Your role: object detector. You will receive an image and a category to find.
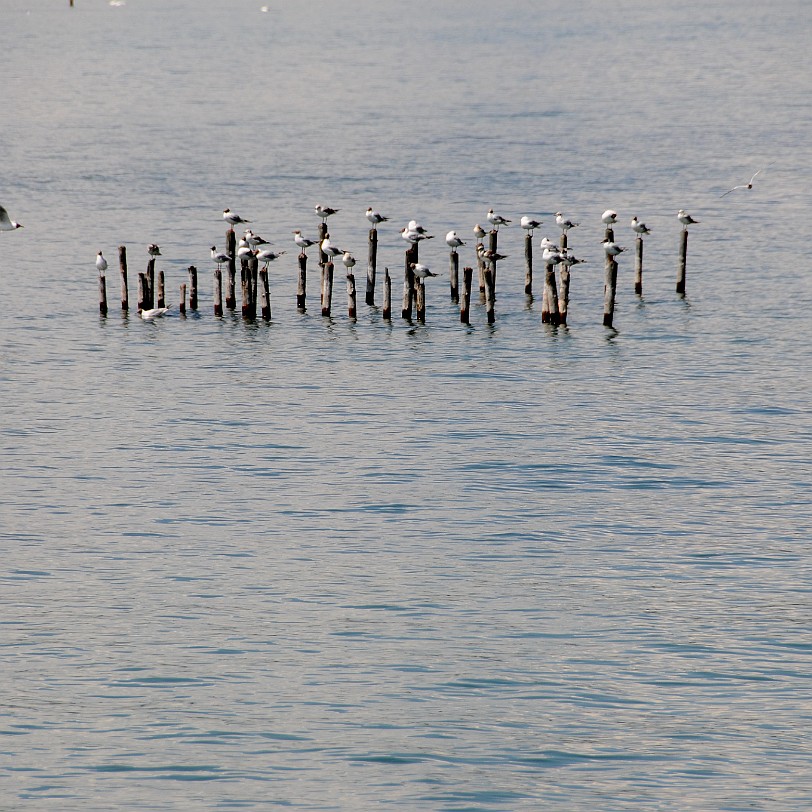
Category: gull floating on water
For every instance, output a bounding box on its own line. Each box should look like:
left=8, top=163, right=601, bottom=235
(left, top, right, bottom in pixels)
left=445, top=230, right=465, bottom=251
left=365, top=208, right=388, bottom=227
left=555, top=212, right=579, bottom=232
left=0, top=205, right=23, bottom=231
left=520, top=216, right=543, bottom=234
left=140, top=306, right=170, bottom=320
left=148, top=243, right=161, bottom=259
left=720, top=162, right=776, bottom=198
left=210, top=246, right=231, bottom=269
left=677, top=209, right=700, bottom=229
left=630, top=216, right=651, bottom=236
left=411, top=263, right=437, bottom=279
left=315, top=204, right=339, bottom=222
left=292, top=230, right=317, bottom=251
left=487, top=209, right=511, bottom=229
left=602, top=239, right=626, bottom=256
left=256, top=248, right=285, bottom=268
left=223, top=208, right=250, bottom=228
left=96, top=251, right=108, bottom=273
left=601, top=209, right=618, bottom=226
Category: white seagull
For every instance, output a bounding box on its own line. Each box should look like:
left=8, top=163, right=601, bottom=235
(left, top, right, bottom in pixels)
left=482, top=249, right=508, bottom=265
left=401, top=227, right=434, bottom=243
left=677, top=209, right=700, bottom=229
left=96, top=251, right=108, bottom=273
left=445, top=230, right=465, bottom=251
left=487, top=209, right=511, bottom=229
left=244, top=229, right=270, bottom=248
left=314, top=204, right=339, bottom=221
left=223, top=208, right=250, bottom=228
left=541, top=247, right=562, bottom=265
left=602, top=239, right=626, bottom=256
left=407, top=219, right=429, bottom=234
left=140, top=306, right=171, bottom=320
left=237, top=239, right=255, bottom=261
left=342, top=251, right=357, bottom=274
left=720, top=162, right=775, bottom=198
left=292, top=230, right=317, bottom=251
left=256, top=248, right=286, bottom=268
left=520, top=216, right=543, bottom=234
left=473, top=223, right=487, bottom=242
left=411, top=263, right=438, bottom=279
left=630, top=216, right=651, bottom=236
left=539, top=236, right=559, bottom=251
left=0, top=205, right=23, bottom=231
left=560, top=248, right=586, bottom=266
left=320, top=238, right=345, bottom=260
left=601, top=209, right=618, bottom=226
left=210, top=246, right=231, bottom=269
left=555, top=212, right=579, bottom=232
left=365, top=207, right=388, bottom=226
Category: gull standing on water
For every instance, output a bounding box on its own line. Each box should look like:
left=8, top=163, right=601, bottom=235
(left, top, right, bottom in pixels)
left=0, top=205, right=23, bottom=231
left=520, top=216, right=543, bottom=234
left=315, top=204, right=339, bottom=222
left=720, top=162, right=775, bottom=198
left=223, top=208, right=250, bottom=228
left=630, top=216, right=651, bottom=236
left=555, top=212, right=579, bottom=232
left=486, top=209, right=511, bottom=229
left=445, top=230, right=465, bottom=252
left=365, top=208, right=388, bottom=227
left=96, top=251, right=108, bottom=273
left=677, top=210, right=700, bottom=229
left=140, top=306, right=171, bottom=320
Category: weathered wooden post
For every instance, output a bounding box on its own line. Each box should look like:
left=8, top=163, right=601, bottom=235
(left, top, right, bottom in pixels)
left=415, top=278, right=426, bottom=323
left=676, top=230, right=688, bottom=295
left=488, top=230, right=499, bottom=292
left=460, top=266, right=473, bottom=325
left=449, top=250, right=459, bottom=303
left=347, top=273, right=357, bottom=320
left=188, top=265, right=198, bottom=310
left=544, top=262, right=560, bottom=325
left=249, top=254, right=258, bottom=319
left=240, top=258, right=250, bottom=318
left=558, top=265, right=570, bottom=325
left=366, top=228, right=377, bottom=306
left=382, top=268, right=392, bottom=320
left=259, top=267, right=271, bottom=321
left=213, top=269, right=223, bottom=316
left=634, top=237, right=644, bottom=295
left=118, top=245, right=129, bottom=312
left=484, top=267, right=495, bottom=324
left=137, top=272, right=147, bottom=313
left=157, top=270, right=165, bottom=308
left=297, top=252, right=307, bottom=310
left=225, top=229, right=237, bottom=309
left=524, top=233, right=533, bottom=295
left=322, top=261, right=334, bottom=317
left=318, top=222, right=328, bottom=267
left=401, top=244, right=417, bottom=319
left=146, top=258, right=155, bottom=310
left=179, top=283, right=187, bottom=316
left=476, top=242, right=486, bottom=292
left=99, top=271, right=108, bottom=316
left=603, top=255, right=618, bottom=328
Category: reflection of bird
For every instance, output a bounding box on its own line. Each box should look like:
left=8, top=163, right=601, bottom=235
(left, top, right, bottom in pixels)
left=315, top=204, right=339, bottom=222
left=365, top=208, right=388, bottom=226
left=0, top=205, right=23, bottom=231
left=445, top=230, right=465, bottom=252
left=292, top=230, right=317, bottom=251
left=96, top=251, right=108, bottom=273
left=411, top=263, right=437, bottom=279
left=602, top=239, right=626, bottom=256
left=677, top=209, right=700, bottom=229
left=223, top=208, right=250, bottom=228
left=630, top=216, right=651, bottom=236
left=720, top=162, right=775, bottom=198
left=520, top=216, right=543, bottom=234
left=210, top=246, right=231, bottom=269
left=487, top=209, right=511, bottom=228
left=555, top=212, right=579, bottom=232
left=256, top=248, right=286, bottom=268
left=601, top=209, right=618, bottom=226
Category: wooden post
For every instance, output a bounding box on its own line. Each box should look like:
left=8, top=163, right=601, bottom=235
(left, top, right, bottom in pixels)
left=634, top=237, right=643, bottom=295
left=179, top=283, right=187, bottom=316
left=604, top=226, right=614, bottom=243
left=415, top=278, right=426, bottom=322
left=137, top=272, right=147, bottom=312
left=146, top=258, right=155, bottom=309
left=544, top=263, right=560, bottom=325
left=401, top=244, right=417, bottom=319
left=449, top=251, right=459, bottom=303
left=366, top=228, right=377, bottom=305
left=318, top=222, right=328, bottom=268
left=259, top=268, right=271, bottom=321
left=460, top=266, right=473, bottom=325
left=249, top=254, right=258, bottom=319
left=558, top=266, right=570, bottom=325
left=157, top=270, right=165, bottom=308
left=99, top=273, right=108, bottom=316
left=240, top=258, right=250, bottom=318
left=347, top=273, right=357, bottom=320
left=603, top=255, right=618, bottom=328
left=213, top=269, right=223, bottom=316
left=382, top=268, right=392, bottom=320
left=560, top=232, right=568, bottom=251
left=484, top=267, right=495, bottom=324
left=677, top=230, right=688, bottom=295
left=322, top=261, right=334, bottom=317
left=524, top=233, right=533, bottom=295
left=225, top=229, right=236, bottom=309
left=188, top=265, right=198, bottom=310
left=297, top=252, right=307, bottom=310
left=118, top=245, right=129, bottom=312
left=476, top=242, right=486, bottom=292
left=488, top=230, right=498, bottom=292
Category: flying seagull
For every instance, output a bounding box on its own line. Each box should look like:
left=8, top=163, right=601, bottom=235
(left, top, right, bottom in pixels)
left=720, top=162, right=776, bottom=198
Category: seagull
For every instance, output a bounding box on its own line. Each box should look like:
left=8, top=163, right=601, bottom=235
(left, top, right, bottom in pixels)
left=256, top=248, right=286, bottom=268
left=96, top=251, right=108, bottom=273
left=520, top=216, right=543, bottom=234
left=445, top=230, right=465, bottom=251
left=320, top=238, right=345, bottom=260
left=487, top=209, right=511, bottom=229
left=148, top=243, right=161, bottom=259
left=244, top=229, right=270, bottom=248
left=555, top=212, right=579, bottom=232
left=630, top=216, right=651, bottom=236
left=401, top=227, right=433, bottom=243
left=223, top=208, right=250, bottom=228
left=473, top=223, right=487, bottom=242
left=411, top=263, right=438, bottom=279
left=677, top=209, right=700, bottom=229
left=560, top=248, right=586, bottom=266
left=541, top=247, right=563, bottom=265
left=365, top=207, right=388, bottom=226
left=140, top=306, right=171, bottom=320
left=342, top=251, right=357, bottom=274
left=601, top=209, right=618, bottom=226
left=314, top=204, right=339, bottom=221
left=602, top=239, right=626, bottom=256
left=0, top=205, right=23, bottom=231
left=720, top=162, right=775, bottom=198
left=483, top=249, right=508, bottom=264
left=210, top=246, right=231, bottom=269
left=539, top=236, right=558, bottom=251
left=292, top=230, right=317, bottom=251
left=237, top=239, right=255, bottom=261
left=407, top=219, right=429, bottom=234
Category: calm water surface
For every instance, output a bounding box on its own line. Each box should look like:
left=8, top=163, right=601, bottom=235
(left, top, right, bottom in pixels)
left=1, top=1, right=811, bottom=809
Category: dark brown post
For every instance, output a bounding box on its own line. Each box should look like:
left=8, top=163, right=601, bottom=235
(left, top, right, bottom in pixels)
left=213, top=269, right=223, bottom=316
left=347, top=273, right=357, bottom=320
left=146, top=258, right=155, bottom=309
left=382, top=268, right=392, bottom=320
left=188, top=265, right=198, bottom=310
left=488, top=230, right=498, bottom=292
left=484, top=267, right=495, bottom=324
left=558, top=266, right=570, bottom=325
left=415, top=278, right=426, bottom=322
left=524, top=233, right=533, bottom=295
left=137, top=272, right=147, bottom=312
left=603, top=256, right=618, bottom=328
left=259, top=268, right=271, bottom=321
left=318, top=222, right=328, bottom=267
left=179, top=283, right=187, bottom=316
left=322, top=261, right=334, bottom=317
left=297, top=252, right=307, bottom=310
left=460, top=266, right=473, bottom=325
left=99, top=272, right=108, bottom=316
left=225, top=229, right=236, bottom=309
left=366, top=228, right=377, bottom=305
left=118, top=245, right=129, bottom=311
left=240, top=258, right=250, bottom=318
left=401, top=244, right=417, bottom=319
left=476, top=242, right=486, bottom=292
left=677, top=230, right=688, bottom=295
left=544, top=263, right=560, bottom=325
left=157, top=270, right=165, bottom=308
left=634, top=237, right=644, bottom=295
left=449, top=250, right=459, bottom=303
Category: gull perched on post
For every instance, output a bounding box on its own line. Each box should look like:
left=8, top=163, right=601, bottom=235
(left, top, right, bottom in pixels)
left=210, top=246, right=231, bottom=270
left=630, top=216, right=651, bottom=236
left=487, top=209, right=511, bottom=229
left=292, top=230, right=317, bottom=252
left=520, top=216, right=543, bottom=235
left=677, top=210, right=700, bottom=230
left=601, top=209, right=618, bottom=227
left=555, top=212, right=579, bottom=232
left=96, top=251, right=108, bottom=274
left=315, top=204, right=339, bottom=222
left=223, top=208, right=250, bottom=228
left=365, top=207, right=388, bottom=227
left=445, top=230, right=465, bottom=252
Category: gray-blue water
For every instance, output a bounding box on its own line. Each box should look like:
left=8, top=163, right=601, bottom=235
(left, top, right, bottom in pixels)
left=2, top=0, right=811, bottom=809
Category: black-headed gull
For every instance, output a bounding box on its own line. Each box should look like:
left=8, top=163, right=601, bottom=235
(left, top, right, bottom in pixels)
left=520, top=216, right=543, bottom=233
left=677, top=210, right=700, bottom=229
left=473, top=224, right=487, bottom=242
left=602, top=239, right=626, bottom=256
left=223, top=208, right=250, bottom=228
left=320, top=238, right=345, bottom=260
left=210, top=246, right=231, bottom=269
left=244, top=229, right=270, bottom=248
left=555, top=212, right=579, bottom=232
left=0, top=205, right=23, bottom=231
left=140, top=306, right=171, bottom=320
left=148, top=243, right=161, bottom=259
left=292, top=230, right=317, bottom=251
left=630, top=216, right=651, bottom=236
left=541, top=247, right=562, bottom=265
left=601, top=209, right=618, bottom=226
left=342, top=251, right=357, bottom=274
left=96, top=251, right=108, bottom=273
left=315, top=204, right=339, bottom=221
left=411, top=263, right=437, bottom=279
left=720, top=162, right=775, bottom=198
left=365, top=207, right=388, bottom=226
left=445, top=230, right=465, bottom=251
left=256, top=248, right=285, bottom=268
left=407, top=219, right=429, bottom=235
left=487, top=209, right=511, bottom=228
left=401, top=227, right=433, bottom=243
left=236, top=240, right=255, bottom=261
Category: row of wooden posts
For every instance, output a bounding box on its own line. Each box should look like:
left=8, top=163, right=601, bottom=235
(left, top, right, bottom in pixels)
left=98, top=221, right=693, bottom=329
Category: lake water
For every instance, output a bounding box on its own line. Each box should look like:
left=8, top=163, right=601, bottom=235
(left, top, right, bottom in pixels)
left=2, top=0, right=811, bottom=809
